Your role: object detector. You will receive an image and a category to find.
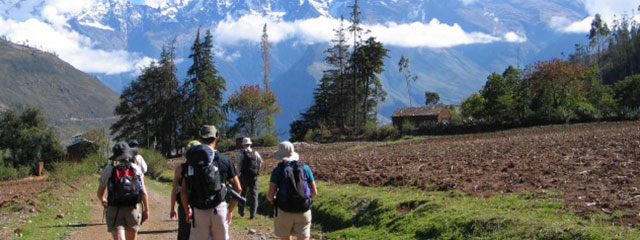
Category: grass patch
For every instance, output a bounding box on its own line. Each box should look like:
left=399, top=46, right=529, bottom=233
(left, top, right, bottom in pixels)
left=6, top=179, right=96, bottom=239
left=250, top=176, right=639, bottom=239
left=51, top=153, right=106, bottom=183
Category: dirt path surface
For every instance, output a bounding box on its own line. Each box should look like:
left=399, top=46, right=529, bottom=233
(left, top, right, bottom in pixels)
left=0, top=176, right=51, bottom=207
left=66, top=182, right=177, bottom=240
left=65, top=179, right=259, bottom=240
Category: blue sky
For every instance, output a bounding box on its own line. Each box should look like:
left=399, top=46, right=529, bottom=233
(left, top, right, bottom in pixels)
left=131, top=0, right=144, bottom=5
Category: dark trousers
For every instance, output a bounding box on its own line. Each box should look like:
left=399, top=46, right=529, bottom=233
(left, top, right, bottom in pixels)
left=238, top=175, right=259, bottom=217
left=177, top=199, right=190, bottom=240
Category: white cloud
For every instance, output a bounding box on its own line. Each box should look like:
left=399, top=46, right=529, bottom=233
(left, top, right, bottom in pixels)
left=551, top=0, right=640, bottom=33
left=0, top=0, right=152, bottom=75
left=459, top=0, right=480, bottom=6
left=213, top=14, right=526, bottom=48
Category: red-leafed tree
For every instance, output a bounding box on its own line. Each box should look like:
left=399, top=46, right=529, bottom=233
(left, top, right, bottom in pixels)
left=226, top=85, right=280, bottom=137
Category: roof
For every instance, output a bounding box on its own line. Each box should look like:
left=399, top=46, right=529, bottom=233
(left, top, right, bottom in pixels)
left=392, top=106, right=449, bottom=118
left=65, top=138, right=95, bottom=148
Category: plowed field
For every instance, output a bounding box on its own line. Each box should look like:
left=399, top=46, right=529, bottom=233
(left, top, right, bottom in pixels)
left=259, top=121, right=640, bottom=225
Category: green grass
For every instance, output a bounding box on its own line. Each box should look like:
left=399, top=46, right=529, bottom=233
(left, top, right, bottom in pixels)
left=249, top=176, right=640, bottom=240
left=8, top=179, right=96, bottom=239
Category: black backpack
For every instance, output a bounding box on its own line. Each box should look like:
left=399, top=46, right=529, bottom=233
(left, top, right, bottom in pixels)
left=275, top=161, right=312, bottom=213
left=107, top=162, right=142, bottom=207
left=240, top=150, right=259, bottom=177
left=185, top=146, right=226, bottom=209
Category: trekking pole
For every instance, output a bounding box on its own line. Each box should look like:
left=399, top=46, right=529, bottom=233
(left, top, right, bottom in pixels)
left=226, top=184, right=246, bottom=205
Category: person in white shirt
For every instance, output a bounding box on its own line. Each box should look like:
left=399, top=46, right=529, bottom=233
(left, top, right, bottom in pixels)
left=235, top=137, right=263, bottom=219
left=128, top=140, right=148, bottom=174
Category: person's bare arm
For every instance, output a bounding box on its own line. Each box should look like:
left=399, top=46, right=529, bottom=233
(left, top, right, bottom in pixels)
left=309, top=181, right=318, bottom=198
left=170, top=166, right=181, bottom=220
left=267, top=182, right=277, bottom=204
left=140, top=177, right=149, bottom=223
left=227, top=176, right=242, bottom=224
left=97, top=185, right=107, bottom=207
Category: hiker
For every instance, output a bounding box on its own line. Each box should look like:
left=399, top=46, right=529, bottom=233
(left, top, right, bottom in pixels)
left=128, top=140, right=148, bottom=174
left=97, top=141, right=150, bottom=240
left=235, top=137, right=263, bottom=219
left=267, top=141, right=318, bottom=240
left=170, top=140, right=201, bottom=240
left=180, top=125, right=242, bottom=240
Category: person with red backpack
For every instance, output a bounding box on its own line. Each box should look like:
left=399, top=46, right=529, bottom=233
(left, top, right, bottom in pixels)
left=97, top=141, right=149, bottom=240
left=180, top=125, right=242, bottom=240
left=267, top=141, right=318, bottom=240
left=235, top=137, right=263, bottom=219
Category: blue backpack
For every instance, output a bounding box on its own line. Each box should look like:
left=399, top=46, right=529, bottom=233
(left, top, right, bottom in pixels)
left=275, top=161, right=312, bottom=213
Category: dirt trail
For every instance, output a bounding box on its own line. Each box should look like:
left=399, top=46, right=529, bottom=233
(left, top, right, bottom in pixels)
left=66, top=182, right=177, bottom=240
left=66, top=179, right=255, bottom=240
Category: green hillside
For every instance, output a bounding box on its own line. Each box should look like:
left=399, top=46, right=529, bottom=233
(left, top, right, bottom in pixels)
left=0, top=39, right=119, bottom=140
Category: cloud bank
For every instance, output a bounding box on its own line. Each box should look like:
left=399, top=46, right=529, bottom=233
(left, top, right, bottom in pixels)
left=0, top=0, right=152, bottom=75
left=552, top=0, right=640, bottom=33
left=213, top=14, right=527, bottom=48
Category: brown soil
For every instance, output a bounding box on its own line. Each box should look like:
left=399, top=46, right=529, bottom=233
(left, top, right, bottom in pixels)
left=0, top=177, right=51, bottom=207
left=259, top=121, right=640, bottom=226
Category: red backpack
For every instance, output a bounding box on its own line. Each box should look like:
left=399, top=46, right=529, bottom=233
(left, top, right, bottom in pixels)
left=107, top=162, right=142, bottom=207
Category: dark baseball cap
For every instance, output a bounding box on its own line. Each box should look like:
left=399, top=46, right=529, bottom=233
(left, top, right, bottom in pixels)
left=128, top=140, right=140, bottom=148
left=199, top=125, right=219, bottom=139
left=110, top=141, right=134, bottom=161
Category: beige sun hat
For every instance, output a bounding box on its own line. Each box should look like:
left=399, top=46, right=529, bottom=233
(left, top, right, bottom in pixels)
left=273, top=141, right=299, bottom=161
left=242, top=137, right=252, bottom=145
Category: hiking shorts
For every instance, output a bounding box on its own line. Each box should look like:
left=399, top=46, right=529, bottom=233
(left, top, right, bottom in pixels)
left=105, top=204, right=142, bottom=232
left=274, top=208, right=311, bottom=238
left=190, top=202, right=229, bottom=240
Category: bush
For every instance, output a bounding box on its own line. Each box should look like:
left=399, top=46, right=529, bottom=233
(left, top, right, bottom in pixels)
left=216, top=138, right=237, bottom=152
left=303, top=129, right=314, bottom=142
left=399, top=121, right=416, bottom=135
left=51, top=153, right=106, bottom=183
left=139, top=148, right=167, bottom=178
left=259, top=133, right=279, bottom=147
left=0, top=165, right=18, bottom=181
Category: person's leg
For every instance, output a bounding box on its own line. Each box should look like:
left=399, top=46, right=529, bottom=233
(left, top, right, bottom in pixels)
left=177, top=205, right=190, bottom=240
left=291, top=210, right=311, bottom=240
left=295, top=236, right=309, bottom=240
left=280, top=236, right=292, bottom=240
left=274, top=208, right=295, bottom=239
left=238, top=176, right=248, bottom=216
left=189, top=208, right=211, bottom=240
left=124, top=229, right=137, bottom=240
left=248, top=178, right=259, bottom=218
left=210, top=202, right=229, bottom=240
left=111, top=230, right=125, bottom=240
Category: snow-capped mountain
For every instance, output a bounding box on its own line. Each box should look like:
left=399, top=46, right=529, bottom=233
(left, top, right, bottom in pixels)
left=1, top=0, right=605, bottom=136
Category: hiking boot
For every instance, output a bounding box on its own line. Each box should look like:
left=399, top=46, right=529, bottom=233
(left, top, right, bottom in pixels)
left=249, top=215, right=255, bottom=219
left=239, top=211, right=244, bottom=217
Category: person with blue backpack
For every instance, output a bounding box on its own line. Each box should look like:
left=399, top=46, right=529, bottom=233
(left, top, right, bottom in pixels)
left=267, top=141, right=318, bottom=240
left=97, top=141, right=149, bottom=240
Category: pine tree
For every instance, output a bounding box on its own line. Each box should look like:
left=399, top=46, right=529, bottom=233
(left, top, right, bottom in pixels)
left=261, top=24, right=277, bottom=134
left=182, top=29, right=227, bottom=140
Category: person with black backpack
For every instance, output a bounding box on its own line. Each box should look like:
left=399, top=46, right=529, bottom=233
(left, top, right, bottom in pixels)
left=97, top=141, right=150, bottom=240
left=267, top=141, right=318, bottom=240
left=180, top=125, right=242, bottom=240
left=235, top=137, right=263, bottom=219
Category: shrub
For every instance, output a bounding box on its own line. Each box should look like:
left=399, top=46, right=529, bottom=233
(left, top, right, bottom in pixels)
left=217, top=138, right=237, bottom=152
left=303, top=129, right=314, bottom=142
left=139, top=148, right=167, bottom=178
left=400, top=121, right=416, bottom=135
left=259, top=133, right=279, bottom=147
left=51, top=153, right=106, bottom=183
left=0, top=165, right=18, bottom=181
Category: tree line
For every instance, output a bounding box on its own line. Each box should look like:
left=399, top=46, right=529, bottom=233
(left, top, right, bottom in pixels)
left=111, top=29, right=279, bottom=156
left=290, top=0, right=390, bottom=141
left=460, top=12, right=640, bottom=127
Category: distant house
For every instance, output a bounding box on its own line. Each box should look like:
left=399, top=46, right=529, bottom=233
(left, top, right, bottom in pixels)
left=392, top=105, right=451, bottom=127
left=65, top=135, right=98, bottom=162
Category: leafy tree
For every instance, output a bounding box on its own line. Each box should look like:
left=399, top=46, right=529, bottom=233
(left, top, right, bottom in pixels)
left=589, top=14, right=610, bottom=72
left=461, top=93, right=486, bottom=119
left=399, top=56, right=418, bottom=106
left=424, top=91, right=440, bottom=106
left=182, top=29, right=227, bottom=141
left=0, top=108, right=63, bottom=168
left=226, top=85, right=281, bottom=137
left=261, top=24, right=278, bottom=134
left=614, top=74, right=640, bottom=115
left=348, top=37, right=388, bottom=127
left=111, top=42, right=180, bottom=156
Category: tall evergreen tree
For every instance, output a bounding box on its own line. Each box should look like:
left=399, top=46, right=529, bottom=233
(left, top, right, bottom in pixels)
left=348, top=37, right=388, bottom=126
left=182, top=29, right=227, bottom=140
left=348, top=0, right=364, bottom=129
left=261, top=24, right=277, bottom=134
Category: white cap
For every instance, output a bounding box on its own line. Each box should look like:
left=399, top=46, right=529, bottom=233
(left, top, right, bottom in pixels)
left=242, top=137, right=252, bottom=145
